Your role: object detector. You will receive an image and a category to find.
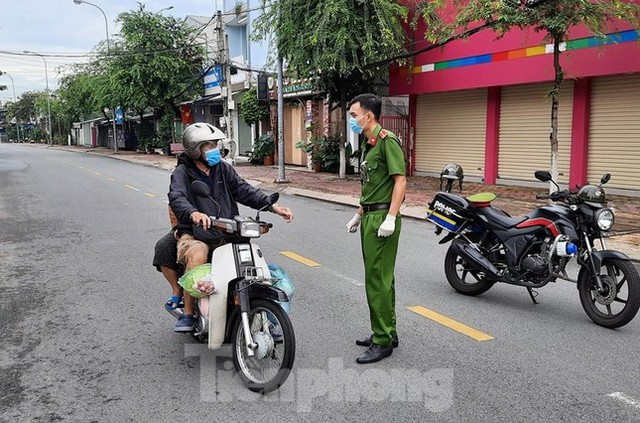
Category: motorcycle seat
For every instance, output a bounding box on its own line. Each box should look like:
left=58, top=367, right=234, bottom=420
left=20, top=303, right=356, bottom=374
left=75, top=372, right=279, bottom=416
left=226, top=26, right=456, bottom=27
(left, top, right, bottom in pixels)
left=478, top=206, right=527, bottom=229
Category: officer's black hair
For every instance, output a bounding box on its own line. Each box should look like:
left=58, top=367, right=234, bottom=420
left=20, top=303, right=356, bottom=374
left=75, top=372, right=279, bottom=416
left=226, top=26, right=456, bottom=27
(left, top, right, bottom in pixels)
left=348, top=93, right=382, bottom=121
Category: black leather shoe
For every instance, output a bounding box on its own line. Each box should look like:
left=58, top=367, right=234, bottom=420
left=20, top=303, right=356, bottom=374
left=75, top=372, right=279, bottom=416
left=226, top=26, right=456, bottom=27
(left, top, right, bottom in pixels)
left=356, top=334, right=399, bottom=348
left=356, top=344, right=393, bottom=364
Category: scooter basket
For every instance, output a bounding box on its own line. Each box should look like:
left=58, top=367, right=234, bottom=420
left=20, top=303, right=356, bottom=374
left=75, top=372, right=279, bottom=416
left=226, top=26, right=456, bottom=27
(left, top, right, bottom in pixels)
left=426, top=192, right=474, bottom=233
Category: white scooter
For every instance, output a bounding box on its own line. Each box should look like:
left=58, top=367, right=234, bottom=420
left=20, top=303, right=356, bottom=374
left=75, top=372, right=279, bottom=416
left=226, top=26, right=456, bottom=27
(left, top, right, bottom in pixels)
left=167, top=181, right=295, bottom=393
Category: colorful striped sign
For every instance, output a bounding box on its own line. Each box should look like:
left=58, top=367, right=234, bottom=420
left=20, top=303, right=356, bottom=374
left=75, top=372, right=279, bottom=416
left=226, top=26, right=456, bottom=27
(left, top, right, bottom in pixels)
left=412, top=30, right=639, bottom=75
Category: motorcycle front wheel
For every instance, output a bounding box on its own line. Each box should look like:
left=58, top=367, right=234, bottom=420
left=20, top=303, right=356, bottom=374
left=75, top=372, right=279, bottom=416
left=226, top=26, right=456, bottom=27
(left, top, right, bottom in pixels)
left=578, top=258, right=640, bottom=328
left=232, top=299, right=295, bottom=393
left=444, top=242, right=495, bottom=296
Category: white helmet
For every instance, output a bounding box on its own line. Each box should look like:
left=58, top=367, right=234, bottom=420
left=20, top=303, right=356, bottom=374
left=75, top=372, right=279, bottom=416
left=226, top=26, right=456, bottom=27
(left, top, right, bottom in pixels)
left=182, top=123, right=226, bottom=160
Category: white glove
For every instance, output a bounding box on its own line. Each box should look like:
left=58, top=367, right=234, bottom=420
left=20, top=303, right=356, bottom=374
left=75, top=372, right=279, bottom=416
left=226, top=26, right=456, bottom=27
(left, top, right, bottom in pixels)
left=346, top=213, right=361, bottom=233
left=377, top=214, right=396, bottom=237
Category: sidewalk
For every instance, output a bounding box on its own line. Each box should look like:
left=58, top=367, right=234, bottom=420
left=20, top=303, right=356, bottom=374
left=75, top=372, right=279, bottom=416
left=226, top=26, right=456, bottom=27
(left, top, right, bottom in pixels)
left=47, top=145, right=640, bottom=259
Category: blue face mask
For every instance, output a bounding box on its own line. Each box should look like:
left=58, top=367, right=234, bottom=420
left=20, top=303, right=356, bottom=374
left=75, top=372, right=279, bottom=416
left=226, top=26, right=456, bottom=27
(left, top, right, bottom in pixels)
left=349, top=115, right=365, bottom=134
left=204, top=148, right=221, bottom=166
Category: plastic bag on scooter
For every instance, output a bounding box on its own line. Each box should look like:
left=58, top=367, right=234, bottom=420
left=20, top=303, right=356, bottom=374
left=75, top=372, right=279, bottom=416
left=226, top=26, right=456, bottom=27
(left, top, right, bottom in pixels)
left=178, top=263, right=217, bottom=299
left=268, top=263, right=294, bottom=314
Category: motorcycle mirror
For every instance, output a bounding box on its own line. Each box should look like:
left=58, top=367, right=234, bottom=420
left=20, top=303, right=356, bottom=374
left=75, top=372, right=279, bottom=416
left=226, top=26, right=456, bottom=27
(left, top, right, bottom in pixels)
left=255, top=192, right=280, bottom=221
left=600, top=173, right=611, bottom=185
left=191, top=180, right=221, bottom=218
left=191, top=180, right=211, bottom=197
left=534, top=170, right=552, bottom=182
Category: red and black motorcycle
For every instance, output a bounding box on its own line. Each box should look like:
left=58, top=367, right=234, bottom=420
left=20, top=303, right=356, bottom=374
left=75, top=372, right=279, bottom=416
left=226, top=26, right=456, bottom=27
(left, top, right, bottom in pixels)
left=426, top=170, right=640, bottom=328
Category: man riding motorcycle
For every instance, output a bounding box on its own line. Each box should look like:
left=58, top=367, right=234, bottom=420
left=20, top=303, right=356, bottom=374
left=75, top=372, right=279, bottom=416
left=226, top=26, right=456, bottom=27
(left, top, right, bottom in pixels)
left=168, top=123, right=293, bottom=332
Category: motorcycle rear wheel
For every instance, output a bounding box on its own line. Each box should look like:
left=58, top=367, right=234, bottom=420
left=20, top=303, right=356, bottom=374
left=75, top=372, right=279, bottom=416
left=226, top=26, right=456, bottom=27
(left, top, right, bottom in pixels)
left=444, top=242, right=494, bottom=296
left=232, top=299, right=295, bottom=393
left=578, top=258, right=640, bottom=328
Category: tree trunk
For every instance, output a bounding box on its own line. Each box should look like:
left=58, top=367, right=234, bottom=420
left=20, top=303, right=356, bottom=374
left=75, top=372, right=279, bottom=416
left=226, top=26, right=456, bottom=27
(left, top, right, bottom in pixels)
left=549, top=34, right=563, bottom=193
left=339, top=90, right=346, bottom=179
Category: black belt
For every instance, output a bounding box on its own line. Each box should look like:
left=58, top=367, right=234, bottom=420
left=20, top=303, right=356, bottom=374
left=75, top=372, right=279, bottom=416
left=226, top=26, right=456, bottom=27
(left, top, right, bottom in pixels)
left=361, top=203, right=390, bottom=213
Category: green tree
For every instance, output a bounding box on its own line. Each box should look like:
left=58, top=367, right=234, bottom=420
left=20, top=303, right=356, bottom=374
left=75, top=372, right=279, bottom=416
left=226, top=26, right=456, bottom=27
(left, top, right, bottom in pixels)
left=239, top=86, right=270, bottom=126
left=54, top=4, right=205, bottom=149
left=253, top=0, right=410, bottom=178
left=418, top=0, right=640, bottom=188
left=105, top=4, right=205, bottom=148
left=6, top=91, right=41, bottom=126
left=58, top=70, right=104, bottom=123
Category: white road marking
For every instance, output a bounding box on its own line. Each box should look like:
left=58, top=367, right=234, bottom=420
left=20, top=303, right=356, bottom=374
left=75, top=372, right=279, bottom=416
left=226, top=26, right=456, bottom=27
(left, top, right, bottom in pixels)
left=608, top=392, right=640, bottom=409
left=325, top=268, right=364, bottom=287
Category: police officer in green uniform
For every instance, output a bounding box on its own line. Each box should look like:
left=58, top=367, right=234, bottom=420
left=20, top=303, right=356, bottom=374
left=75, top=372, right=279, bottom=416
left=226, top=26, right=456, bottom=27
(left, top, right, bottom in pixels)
left=346, top=93, right=407, bottom=364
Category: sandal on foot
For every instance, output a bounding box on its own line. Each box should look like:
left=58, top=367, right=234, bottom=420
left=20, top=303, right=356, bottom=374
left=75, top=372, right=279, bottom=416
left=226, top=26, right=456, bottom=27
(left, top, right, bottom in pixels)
left=165, top=295, right=183, bottom=311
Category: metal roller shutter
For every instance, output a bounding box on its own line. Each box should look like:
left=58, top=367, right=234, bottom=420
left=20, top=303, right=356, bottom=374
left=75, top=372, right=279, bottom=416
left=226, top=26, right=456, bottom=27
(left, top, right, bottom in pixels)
left=415, top=89, right=487, bottom=177
left=588, top=74, right=640, bottom=191
left=499, top=82, right=574, bottom=183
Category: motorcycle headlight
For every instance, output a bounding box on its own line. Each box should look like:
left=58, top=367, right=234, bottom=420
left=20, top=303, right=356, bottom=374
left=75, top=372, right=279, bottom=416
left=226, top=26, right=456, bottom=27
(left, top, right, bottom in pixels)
left=239, top=221, right=261, bottom=238
left=595, top=208, right=615, bottom=231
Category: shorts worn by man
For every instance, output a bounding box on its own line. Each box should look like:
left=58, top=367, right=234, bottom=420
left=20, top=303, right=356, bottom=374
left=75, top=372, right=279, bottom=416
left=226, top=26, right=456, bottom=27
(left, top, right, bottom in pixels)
left=346, top=93, right=407, bottom=364
left=169, top=123, right=293, bottom=332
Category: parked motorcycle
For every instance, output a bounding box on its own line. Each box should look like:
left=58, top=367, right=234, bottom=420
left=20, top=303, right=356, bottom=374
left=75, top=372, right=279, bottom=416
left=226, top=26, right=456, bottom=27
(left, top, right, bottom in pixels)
left=426, top=170, right=640, bottom=328
left=167, top=180, right=296, bottom=393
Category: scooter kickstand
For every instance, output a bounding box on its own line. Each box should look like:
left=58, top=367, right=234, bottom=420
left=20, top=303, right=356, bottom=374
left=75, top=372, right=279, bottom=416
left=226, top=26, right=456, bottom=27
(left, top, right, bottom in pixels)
left=526, top=287, right=539, bottom=304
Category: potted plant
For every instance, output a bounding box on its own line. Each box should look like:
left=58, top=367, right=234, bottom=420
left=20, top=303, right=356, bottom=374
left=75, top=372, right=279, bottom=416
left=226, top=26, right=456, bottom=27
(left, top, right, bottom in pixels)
left=316, top=134, right=341, bottom=173
left=248, top=134, right=275, bottom=165
left=296, top=139, right=322, bottom=171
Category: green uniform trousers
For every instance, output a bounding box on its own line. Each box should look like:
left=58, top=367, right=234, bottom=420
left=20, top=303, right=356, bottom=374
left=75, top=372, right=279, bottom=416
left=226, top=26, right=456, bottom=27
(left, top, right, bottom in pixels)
left=360, top=210, right=401, bottom=347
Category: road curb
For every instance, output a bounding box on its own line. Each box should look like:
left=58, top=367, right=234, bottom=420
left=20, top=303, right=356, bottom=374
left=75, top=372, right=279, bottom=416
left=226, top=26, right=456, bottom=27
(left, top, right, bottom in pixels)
left=34, top=144, right=640, bottom=260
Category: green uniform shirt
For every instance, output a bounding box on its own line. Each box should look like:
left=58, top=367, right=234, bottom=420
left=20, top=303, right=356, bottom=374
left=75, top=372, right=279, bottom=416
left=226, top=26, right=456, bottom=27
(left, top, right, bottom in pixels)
left=359, top=124, right=406, bottom=205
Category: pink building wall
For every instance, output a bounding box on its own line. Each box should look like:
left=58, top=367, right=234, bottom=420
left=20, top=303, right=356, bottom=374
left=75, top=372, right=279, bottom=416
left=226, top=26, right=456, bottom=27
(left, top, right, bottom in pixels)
left=391, top=20, right=640, bottom=95
left=393, top=17, right=640, bottom=185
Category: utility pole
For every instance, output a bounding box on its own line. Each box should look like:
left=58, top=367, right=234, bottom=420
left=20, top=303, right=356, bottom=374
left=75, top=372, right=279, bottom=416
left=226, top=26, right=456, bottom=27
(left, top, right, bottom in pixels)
left=217, top=10, right=233, bottom=144
left=275, top=4, right=287, bottom=183
left=224, top=32, right=234, bottom=144
left=276, top=55, right=286, bottom=182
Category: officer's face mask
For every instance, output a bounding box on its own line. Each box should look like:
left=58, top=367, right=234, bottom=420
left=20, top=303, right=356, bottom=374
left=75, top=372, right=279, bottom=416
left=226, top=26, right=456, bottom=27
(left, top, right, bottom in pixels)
left=204, top=147, right=222, bottom=166
left=349, top=114, right=367, bottom=135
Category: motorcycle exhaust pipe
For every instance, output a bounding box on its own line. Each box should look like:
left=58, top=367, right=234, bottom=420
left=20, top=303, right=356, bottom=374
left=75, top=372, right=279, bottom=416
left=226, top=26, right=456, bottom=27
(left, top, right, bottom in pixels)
left=452, top=239, right=502, bottom=279
left=452, top=239, right=552, bottom=289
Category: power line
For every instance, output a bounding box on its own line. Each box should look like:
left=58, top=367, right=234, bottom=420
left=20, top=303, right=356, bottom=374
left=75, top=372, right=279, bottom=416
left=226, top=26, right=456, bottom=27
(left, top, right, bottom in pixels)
left=364, top=20, right=500, bottom=69
left=0, top=42, right=208, bottom=60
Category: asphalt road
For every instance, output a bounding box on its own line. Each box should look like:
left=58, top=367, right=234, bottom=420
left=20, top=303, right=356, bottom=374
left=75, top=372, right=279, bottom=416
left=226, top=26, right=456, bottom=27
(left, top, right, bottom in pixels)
left=2, top=143, right=640, bottom=422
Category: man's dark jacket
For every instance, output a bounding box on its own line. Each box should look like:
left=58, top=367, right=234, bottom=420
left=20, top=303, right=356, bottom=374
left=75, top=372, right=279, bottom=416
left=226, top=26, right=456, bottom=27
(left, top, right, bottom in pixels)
left=168, top=155, right=271, bottom=242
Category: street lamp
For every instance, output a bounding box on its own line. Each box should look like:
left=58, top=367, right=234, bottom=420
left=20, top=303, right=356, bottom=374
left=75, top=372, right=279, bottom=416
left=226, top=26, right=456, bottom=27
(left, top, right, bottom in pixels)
left=1, top=72, right=21, bottom=143
left=73, top=0, right=118, bottom=152
left=23, top=50, right=52, bottom=145
left=73, top=0, right=110, bottom=51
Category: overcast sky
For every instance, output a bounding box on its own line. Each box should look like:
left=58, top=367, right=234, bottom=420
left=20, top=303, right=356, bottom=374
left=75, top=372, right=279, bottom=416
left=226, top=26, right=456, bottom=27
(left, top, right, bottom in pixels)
left=0, top=0, right=229, bottom=104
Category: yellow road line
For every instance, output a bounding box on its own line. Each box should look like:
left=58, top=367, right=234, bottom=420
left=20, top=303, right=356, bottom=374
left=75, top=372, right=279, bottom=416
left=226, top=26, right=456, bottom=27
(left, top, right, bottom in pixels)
left=407, top=306, right=494, bottom=342
left=93, top=171, right=102, bottom=176
left=279, top=251, right=320, bottom=267
left=144, top=193, right=157, bottom=198
left=123, top=184, right=140, bottom=192
left=107, top=177, right=116, bottom=181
